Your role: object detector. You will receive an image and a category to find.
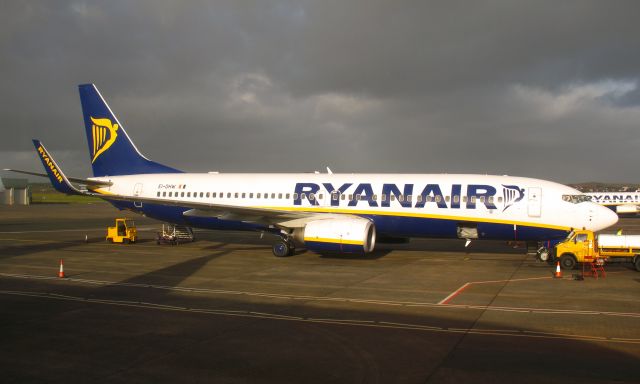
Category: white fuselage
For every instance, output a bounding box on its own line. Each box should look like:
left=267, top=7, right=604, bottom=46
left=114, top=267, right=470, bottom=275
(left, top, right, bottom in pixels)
left=92, top=173, right=618, bottom=241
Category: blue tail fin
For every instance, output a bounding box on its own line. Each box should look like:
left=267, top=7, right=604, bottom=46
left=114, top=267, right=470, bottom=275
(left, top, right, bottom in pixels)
left=78, top=84, right=182, bottom=176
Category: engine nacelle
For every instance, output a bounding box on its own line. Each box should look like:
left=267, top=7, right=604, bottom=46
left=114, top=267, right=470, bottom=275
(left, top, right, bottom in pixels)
left=616, top=204, right=639, bottom=214
left=297, top=217, right=376, bottom=254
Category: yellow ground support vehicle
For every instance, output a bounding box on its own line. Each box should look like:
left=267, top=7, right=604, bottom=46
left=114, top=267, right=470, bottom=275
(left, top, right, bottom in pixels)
left=106, top=218, right=137, bottom=244
left=554, top=229, right=640, bottom=271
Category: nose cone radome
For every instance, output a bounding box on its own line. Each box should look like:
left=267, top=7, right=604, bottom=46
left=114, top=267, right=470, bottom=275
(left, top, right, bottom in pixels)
left=590, top=205, right=619, bottom=231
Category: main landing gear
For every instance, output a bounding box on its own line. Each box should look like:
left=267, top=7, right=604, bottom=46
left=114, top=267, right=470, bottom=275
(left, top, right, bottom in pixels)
left=272, top=230, right=296, bottom=257
left=272, top=239, right=296, bottom=257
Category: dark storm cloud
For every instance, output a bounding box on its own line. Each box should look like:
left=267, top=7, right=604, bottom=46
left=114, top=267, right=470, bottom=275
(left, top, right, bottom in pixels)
left=1, top=1, right=640, bottom=182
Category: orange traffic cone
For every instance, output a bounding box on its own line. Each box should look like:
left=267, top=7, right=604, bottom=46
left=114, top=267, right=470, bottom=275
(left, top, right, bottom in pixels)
left=554, top=261, right=562, bottom=278
left=58, top=259, right=65, bottom=278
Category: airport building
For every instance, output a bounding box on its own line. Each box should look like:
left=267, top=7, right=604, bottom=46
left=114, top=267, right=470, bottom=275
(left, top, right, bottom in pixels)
left=1, top=178, right=31, bottom=205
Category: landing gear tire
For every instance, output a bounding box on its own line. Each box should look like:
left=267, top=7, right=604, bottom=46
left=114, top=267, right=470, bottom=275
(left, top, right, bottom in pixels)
left=273, top=241, right=291, bottom=257
left=537, top=248, right=550, bottom=262
left=559, top=253, right=577, bottom=270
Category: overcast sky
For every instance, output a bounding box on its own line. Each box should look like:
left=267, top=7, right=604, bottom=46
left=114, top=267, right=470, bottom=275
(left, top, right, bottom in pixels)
left=1, top=1, right=639, bottom=184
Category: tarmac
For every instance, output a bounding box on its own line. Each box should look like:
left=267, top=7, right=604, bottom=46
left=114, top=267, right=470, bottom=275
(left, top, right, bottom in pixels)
left=1, top=203, right=639, bottom=383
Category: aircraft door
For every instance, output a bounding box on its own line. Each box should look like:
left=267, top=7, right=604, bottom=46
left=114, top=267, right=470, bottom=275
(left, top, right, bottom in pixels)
left=527, top=187, right=541, bottom=217
left=133, top=183, right=143, bottom=208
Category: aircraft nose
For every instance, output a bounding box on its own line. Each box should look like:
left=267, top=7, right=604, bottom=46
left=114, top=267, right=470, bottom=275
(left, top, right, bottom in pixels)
left=590, top=204, right=618, bottom=231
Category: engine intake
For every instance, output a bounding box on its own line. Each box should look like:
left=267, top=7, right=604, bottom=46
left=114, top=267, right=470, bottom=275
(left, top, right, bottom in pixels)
left=616, top=204, right=639, bottom=214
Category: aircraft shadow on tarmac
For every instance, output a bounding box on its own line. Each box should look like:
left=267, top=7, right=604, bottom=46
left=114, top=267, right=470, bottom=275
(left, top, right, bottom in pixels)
left=4, top=258, right=638, bottom=384
left=1, top=233, right=639, bottom=383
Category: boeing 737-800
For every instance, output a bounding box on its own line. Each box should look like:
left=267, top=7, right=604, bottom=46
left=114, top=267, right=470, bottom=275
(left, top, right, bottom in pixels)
left=6, top=84, right=618, bottom=259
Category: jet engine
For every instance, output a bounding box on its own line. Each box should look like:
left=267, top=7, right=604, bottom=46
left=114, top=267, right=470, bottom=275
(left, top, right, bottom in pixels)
left=294, top=217, right=376, bottom=254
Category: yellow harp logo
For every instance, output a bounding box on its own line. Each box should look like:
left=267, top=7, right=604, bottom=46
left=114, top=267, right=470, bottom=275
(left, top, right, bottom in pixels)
left=91, top=117, right=118, bottom=163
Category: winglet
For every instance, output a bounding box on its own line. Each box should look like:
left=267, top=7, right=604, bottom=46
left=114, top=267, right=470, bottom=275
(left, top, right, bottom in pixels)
left=32, top=139, right=83, bottom=195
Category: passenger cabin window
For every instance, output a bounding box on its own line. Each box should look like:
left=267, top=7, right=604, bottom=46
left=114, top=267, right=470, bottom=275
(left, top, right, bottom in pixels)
left=157, top=192, right=160, bottom=197
left=278, top=193, right=282, bottom=199
left=242, top=193, right=246, bottom=198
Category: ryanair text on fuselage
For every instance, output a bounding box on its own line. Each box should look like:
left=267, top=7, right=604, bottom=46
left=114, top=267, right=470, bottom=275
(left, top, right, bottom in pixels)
left=293, top=182, right=524, bottom=210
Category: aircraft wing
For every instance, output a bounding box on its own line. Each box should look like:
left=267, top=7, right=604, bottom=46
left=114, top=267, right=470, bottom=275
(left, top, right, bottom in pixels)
left=92, top=190, right=337, bottom=227
left=15, top=139, right=347, bottom=229
left=3, top=168, right=113, bottom=188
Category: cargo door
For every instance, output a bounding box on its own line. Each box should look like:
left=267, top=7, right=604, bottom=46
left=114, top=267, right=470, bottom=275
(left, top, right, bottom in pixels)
left=133, top=183, right=143, bottom=208
left=527, top=187, right=541, bottom=217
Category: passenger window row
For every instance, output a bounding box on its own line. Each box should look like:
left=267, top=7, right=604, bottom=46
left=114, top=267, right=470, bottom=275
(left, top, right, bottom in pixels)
left=154, top=190, right=504, bottom=204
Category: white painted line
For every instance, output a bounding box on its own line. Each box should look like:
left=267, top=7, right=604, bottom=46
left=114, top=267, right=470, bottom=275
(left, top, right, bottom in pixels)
left=2, top=272, right=639, bottom=319
left=2, top=289, right=639, bottom=345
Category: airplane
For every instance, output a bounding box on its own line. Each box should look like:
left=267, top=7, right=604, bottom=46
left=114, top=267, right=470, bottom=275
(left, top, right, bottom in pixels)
left=584, top=191, right=640, bottom=215
left=6, top=84, right=618, bottom=260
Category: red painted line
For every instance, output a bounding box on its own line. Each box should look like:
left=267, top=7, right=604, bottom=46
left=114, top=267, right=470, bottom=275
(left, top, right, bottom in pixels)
left=439, top=275, right=553, bottom=305
left=438, top=282, right=471, bottom=305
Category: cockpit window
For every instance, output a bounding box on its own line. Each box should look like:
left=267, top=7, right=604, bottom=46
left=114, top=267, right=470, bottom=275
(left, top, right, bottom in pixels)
left=562, top=194, right=592, bottom=204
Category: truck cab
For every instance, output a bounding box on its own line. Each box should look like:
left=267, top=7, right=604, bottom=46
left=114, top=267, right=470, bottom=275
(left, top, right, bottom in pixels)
left=554, top=230, right=595, bottom=270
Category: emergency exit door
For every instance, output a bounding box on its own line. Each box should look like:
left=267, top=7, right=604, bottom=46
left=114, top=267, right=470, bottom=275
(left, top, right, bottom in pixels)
left=528, top=187, right=541, bottom=217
